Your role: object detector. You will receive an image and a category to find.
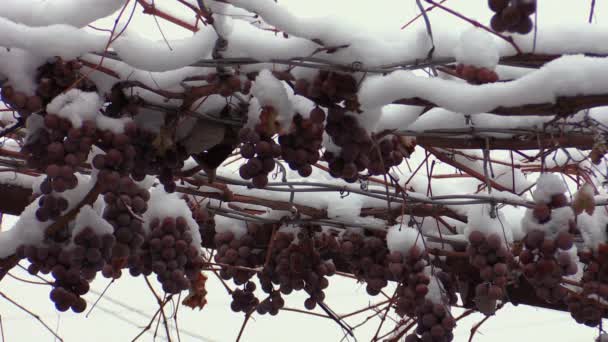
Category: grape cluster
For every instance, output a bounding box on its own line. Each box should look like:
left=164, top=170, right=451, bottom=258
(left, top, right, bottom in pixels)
left=278, top=110, right=324, bottom=177
left=71, top=227, right=115, bottom=281
left=566, top=244, right=608, bottom=327
left=323, top=108, right=372, bottom=182
left=214, top=229, right=263, bottom=285
left=238, top=125, right=281, bottom=188
left=16, top=245, right=89, bottom=313
left=189, top=201, right=216, bottom=248
left=389, top=247, right=430, bottom=317
left=93, top=127, right=138, bottom=185
left=130, top=128, right=190, bottom=193
left=138, top=216, right=204, bottom=294
left=35, top=58, right=96, bottom=105
left=489, top=0, right=536, bottom=34
left=256, top=291, right=285, bottom=316
left=339, top=231, right=389, bottom=295
left=1, top=58, right=93, bottom=117
left=24, top=114, right=94, bottom=175
left=230, top=281, right=260, bottom=314
left=101, top=176, right=149, bottom=278
left=0, top=85, right=42, bottom=117
left=258, top=228, right=335, bottom=310
left=455, top=64, right=499, bottom=85
left=519, top=230, right=577, bottom=303
left=467, top=231, right=511, bottom=308
left=294, top=71, right=358, bottom=109
left=405, top=299, right=456, bottom=342
left=367, top=135, right=409, bottom=176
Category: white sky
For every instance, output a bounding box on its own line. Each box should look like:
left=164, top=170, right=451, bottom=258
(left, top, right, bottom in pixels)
left=1, top=1, right=606, bottom=341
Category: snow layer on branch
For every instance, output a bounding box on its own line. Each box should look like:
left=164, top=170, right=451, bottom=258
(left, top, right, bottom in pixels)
left=0, top=49, right=44, bottom=94
left=251, top=70, right=294, bottom=131
left=386, top=226, right=425, bottom=255
left=532, top=173, right=567, bottom=204
left=111, top=27, right=217, bottom=72
left=46, top=89, right=103, bottom=128
left=465, top=204, right=513, bottom=244
left=359, top=55, right=608, bottom=113
left=0, top=0, right=125, bottom=28
left=72, top=205, right=114, bottom=238
left=214, top=215, right=248, bottom=239
left=143, top=188, right=202, bottom=248
left=454, top=28, right=499, bottom=69
left=0, top=17, right=106, bottom=59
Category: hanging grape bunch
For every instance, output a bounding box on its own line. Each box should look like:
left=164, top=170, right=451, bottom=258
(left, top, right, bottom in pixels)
left=405, top=276, right=456, bottom=342
left=101, top=176, right=149, bottom=279
left=339, top=230, right=389, bottom=295
left=0, top=58, right=94, bottom=117
left=390, top=245, right=431, bottom=317
left=489, top=0, right=536, bottom=34
left=294, top=71, right=359, bottom=110
left=16, top=244, right=89, bottom=313
left=323, top=107, right=373, bottom=182
left=257, top=226, right=336, bottom=311
left=518, top=229, right=577, bottom=303
left=467, top=230, right=512, bottom=314
left=565, top=244, right=608, bottom=327
left=238, top=109, right=282, bottom=188
left=213, top=228, right=264, bottom=286
left=137, top=216, right=205, bottom=294
left=278, top=108, right=325, bottom=177
left=92, top=127, right=138, bottom=187
left=230, top=281, right=260, bottom=314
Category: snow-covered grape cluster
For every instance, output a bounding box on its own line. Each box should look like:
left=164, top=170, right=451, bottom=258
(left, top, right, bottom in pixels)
left=467, top=231, right=511, bottom=309
left=519, top=229, right=577, bottom=303
left=138, top=216, right=204, bottom=294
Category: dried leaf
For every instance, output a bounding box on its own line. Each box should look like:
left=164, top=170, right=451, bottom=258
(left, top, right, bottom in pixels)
left=178, top=120, right=225, bottom=155
left=182, top=272, right=208, bottom=310
left=572, top=183, right=595, bottom=216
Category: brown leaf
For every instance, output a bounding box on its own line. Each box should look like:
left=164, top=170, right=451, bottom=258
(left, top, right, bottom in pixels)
left=572, top=183, right=595, bottom=216
left=182, top=272, right=208, bottom=310
left=177, top=119, right=225, bottom=155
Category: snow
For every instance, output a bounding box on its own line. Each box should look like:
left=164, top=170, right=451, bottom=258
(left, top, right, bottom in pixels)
left=0, top=0, right=125, bottom=28
left=532, top=173, right=568, bottom=204
left=465, top=204, right=513, bottom=244
left=385, top=225, right=425, bottom=254
left=0, top=17, right=107, bottom=59
left=359, top=55, right=608, bottom=113
left=111, top=27, right=217, bottom=72
left=142, top=187, right=202, bottom=248
left=72, top=205, right=114, bottom=237
left=214, top=215, right=248, bottom=239
left=46, top=89, right=103, bottom=128
left=251, top=69, right=294, bottom=132
left=454, top=28, right=499, bottom=69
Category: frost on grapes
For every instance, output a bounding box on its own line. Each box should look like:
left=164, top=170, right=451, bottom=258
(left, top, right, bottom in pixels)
left=386, top=225, right=425, bottom=255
